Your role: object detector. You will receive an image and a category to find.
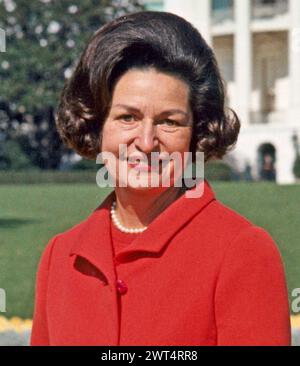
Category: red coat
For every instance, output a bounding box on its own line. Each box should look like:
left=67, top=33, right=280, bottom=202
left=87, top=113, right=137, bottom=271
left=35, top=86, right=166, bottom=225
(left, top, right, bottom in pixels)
left=30, top=179, right=291, bottom=346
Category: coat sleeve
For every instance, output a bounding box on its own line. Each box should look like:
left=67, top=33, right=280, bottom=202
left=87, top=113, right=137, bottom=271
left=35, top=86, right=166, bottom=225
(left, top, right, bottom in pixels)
left=214, top=225, right=291, bottom=346
left=30, top=235, right=58, bottom=346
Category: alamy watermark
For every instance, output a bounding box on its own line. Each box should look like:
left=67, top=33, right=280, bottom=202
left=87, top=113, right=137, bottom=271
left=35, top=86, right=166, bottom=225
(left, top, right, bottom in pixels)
left=292, top=288, right=300, bottom=313
left=95, top=146, right=205, bottom=198
left=0, top=27, right=6, bottom=52
left=0, top=288, right=6, bottom=312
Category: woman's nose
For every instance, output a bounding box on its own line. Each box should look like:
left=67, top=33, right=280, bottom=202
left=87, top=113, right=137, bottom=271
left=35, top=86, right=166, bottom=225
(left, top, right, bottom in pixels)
left=134, top=121, right=158, bottom=154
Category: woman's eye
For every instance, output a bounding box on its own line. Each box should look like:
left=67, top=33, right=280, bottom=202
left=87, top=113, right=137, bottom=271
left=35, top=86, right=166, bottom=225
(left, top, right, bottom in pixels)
left=119, top=114, right=136, bottom=122
left=162, top=119, right=178, bottom=126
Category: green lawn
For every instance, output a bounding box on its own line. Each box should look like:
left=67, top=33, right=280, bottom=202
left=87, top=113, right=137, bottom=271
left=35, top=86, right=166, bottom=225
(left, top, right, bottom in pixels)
left=0, top=181, right=299, bottom=318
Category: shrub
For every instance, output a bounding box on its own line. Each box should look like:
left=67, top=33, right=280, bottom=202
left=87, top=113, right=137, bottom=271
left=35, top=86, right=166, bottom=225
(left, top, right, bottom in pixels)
left=293, top=155, right=300, bottom=179
left=0, top=171, right=97, bottom=184
left=0, top=140, right=35, bottom=170
left=70, top=158, right=99, bottom=171
left=205, top=160, right=234, bottom=181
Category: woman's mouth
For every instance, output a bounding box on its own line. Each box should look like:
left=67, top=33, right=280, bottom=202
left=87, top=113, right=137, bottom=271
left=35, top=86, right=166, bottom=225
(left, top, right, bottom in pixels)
left=126, top=156, right=162, bottom=172
left=127, top=161, right=160, bottom=172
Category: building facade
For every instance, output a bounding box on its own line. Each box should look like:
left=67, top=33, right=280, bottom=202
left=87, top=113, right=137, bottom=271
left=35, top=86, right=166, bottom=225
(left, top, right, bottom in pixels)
left=143, top=0, right=300, bottom=184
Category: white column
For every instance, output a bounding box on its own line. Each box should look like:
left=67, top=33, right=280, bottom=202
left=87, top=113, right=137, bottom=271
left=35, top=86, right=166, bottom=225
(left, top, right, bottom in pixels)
left=164, top=0, right=187, bottom=14
left=289, top=0, right=300, bottom=122
left=164, top=0, right=212, bottom=46
left=190, top=0, right=212, bottom=46
left=234, top=0, right=252, bottom=127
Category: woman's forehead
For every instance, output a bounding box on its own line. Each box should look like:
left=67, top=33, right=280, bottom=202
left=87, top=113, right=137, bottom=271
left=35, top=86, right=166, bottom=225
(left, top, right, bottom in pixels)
left=110, top=69, right=191, bottom=111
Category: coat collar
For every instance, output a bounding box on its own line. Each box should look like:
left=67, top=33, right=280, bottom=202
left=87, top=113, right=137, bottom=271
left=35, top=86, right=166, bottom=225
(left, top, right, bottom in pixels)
left=69, top=178, right=216, bottom=283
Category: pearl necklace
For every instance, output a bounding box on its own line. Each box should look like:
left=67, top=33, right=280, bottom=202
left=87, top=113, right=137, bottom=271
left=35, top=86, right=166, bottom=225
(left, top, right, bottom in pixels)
left=110, top=201, right=148, bottom=234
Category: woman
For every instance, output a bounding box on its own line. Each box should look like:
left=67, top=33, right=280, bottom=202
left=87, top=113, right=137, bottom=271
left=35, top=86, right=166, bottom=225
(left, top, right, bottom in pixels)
left=30, top=11, right=291, bottom=346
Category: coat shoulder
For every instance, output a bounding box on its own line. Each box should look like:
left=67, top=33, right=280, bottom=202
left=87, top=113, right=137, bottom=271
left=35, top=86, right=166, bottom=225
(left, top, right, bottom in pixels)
left=192, top=197, right=279, bottom=255
left=200, top=197, right=254, bottom=233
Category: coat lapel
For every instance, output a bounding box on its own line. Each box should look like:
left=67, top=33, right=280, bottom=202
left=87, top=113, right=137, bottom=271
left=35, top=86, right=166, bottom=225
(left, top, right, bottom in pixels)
left=115, top=178, right=216, bottom=262
left=69, top=190, right=116, bottom=284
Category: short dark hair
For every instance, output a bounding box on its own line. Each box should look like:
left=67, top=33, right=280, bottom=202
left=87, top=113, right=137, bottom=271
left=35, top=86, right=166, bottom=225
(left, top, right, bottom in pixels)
left=55, top=11, right=240, bottom=163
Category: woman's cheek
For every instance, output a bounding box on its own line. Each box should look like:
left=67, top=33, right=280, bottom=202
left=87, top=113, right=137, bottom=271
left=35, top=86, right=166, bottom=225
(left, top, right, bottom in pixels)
left=101, top=123, right=121, bottom=153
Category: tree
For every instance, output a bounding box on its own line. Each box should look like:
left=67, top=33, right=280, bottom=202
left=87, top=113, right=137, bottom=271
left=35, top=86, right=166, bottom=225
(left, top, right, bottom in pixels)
left=0, top=0, right=145, bottom=169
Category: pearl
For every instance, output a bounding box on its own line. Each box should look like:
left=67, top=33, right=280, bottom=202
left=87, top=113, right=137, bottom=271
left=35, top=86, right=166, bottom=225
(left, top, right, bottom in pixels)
left=110, top=200, right=148, bottom=234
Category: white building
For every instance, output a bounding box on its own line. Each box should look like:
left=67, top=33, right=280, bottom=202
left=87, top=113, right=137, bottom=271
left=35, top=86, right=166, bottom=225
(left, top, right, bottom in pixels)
left=143, top=0, right=300, bottom=184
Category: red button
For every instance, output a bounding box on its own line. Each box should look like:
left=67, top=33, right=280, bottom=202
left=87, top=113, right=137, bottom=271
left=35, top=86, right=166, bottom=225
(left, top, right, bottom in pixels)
left=116, top=279, right=127, bottom=295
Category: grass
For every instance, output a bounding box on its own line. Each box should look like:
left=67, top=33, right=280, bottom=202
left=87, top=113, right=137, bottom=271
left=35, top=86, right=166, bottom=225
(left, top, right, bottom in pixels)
left=0, top=181, right=299, bottom=318
left=0, top=184, right=112, bottom=318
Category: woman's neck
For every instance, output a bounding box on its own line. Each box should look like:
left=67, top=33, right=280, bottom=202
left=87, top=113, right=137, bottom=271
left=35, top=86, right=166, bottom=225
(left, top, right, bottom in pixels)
left=113, top=186, right=186, bottom=229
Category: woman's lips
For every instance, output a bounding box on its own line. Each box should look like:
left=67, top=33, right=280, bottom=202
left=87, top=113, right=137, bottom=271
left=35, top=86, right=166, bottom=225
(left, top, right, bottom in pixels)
left=127, top=162, right=160, bottom=172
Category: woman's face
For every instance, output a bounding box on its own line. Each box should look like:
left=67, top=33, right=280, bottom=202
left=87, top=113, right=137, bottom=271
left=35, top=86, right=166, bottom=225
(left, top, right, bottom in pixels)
left=100, top=68, right=193, bottom=190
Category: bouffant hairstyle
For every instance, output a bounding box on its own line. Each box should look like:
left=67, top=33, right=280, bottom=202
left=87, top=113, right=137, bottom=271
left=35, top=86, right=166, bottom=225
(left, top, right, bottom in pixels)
left=55, top=11, right=240, bottom=163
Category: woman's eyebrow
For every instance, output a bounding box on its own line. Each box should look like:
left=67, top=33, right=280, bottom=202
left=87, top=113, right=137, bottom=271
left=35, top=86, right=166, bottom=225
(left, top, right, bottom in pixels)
left=111, top=104, right=189, bottom=117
